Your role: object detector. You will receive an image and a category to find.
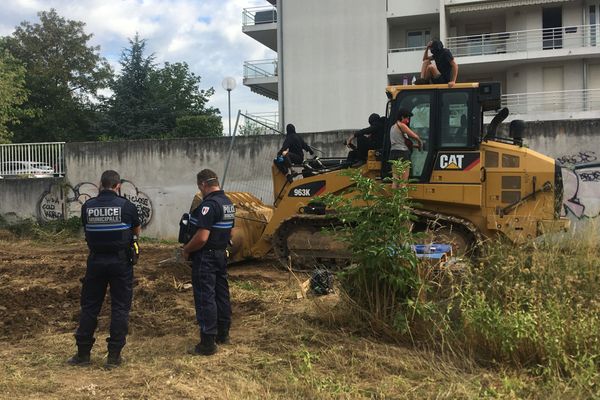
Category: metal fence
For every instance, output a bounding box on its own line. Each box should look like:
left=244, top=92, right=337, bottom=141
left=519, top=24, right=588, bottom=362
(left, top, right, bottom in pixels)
left=0, top=142, right=65, bottom=178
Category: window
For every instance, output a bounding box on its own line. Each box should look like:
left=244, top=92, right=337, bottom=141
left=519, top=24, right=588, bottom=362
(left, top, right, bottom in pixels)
left=407, top=30, right=431, bottom=49
left=395, top=93, right=432, bottom=178
left=440, top=91, right=470, bottom=147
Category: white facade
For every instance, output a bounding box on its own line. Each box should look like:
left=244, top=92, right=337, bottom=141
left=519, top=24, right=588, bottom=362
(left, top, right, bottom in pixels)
left=243, top=0, right=600, bottom=130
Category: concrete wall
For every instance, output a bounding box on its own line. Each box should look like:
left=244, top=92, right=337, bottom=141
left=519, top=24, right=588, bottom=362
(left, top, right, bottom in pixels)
left=280, top=0, right=388, bottom=132
left=62, top=132, right=351, bottom=239
left=1, top=121, right=598, bottom=239
left=0, top=177, right=65, bottom=223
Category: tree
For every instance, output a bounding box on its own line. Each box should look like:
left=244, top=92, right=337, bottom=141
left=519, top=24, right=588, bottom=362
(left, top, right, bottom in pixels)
left=172, top=115, right=222, bottom=138
left=0, top=50, right=29, bottom=143
left=2, top=9, right=112, bottom=142
left=103, top=34, right=159, bottom=139
left=104, top=35, right=222, bottom=139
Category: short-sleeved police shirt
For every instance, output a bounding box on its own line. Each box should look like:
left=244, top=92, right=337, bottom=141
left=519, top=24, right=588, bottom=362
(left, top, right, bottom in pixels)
left=189, top=190, right=235, bottom=251
left=81, top=190, right=141, bottom=252
left=433, top=49, right=455, bottom=82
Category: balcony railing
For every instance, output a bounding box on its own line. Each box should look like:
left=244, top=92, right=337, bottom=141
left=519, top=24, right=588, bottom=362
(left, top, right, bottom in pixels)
left=243, top=59, right=278, bottom=79
left=485, top=89, right=600, bottom=118
left=242, top=6, right=277, bottom=27
left=389, top=46, right=425, bottom=54
left=447, top=24, right=600, bottom=57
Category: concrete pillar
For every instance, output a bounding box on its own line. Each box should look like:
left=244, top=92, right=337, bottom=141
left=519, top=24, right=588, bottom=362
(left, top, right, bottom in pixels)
left=439, top=0, right=447, bottom=43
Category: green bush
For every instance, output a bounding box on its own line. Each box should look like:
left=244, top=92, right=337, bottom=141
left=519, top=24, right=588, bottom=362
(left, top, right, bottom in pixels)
left=456, top=236, right=600, bottom=380
left=2, top=216, right=82, bottom=240
left=321, top=161, right=431, bottom=335
left=171, top=114, right=223, bottom=138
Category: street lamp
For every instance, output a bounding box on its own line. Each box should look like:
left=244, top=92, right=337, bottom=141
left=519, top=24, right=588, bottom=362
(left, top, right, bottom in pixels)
left=222, top=77, right=237, bottom=136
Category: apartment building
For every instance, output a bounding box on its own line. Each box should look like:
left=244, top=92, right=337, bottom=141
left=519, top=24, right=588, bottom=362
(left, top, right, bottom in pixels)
left=242, top=0, right=600, bottom=132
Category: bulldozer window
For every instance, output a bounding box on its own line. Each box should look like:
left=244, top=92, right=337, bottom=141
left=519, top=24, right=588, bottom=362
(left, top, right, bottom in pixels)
left=440, top=91, right=471, bottom=147
left=393, top=92, right=432, bottom=179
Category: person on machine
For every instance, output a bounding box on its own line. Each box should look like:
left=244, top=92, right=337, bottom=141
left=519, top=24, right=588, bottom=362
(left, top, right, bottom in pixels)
left=389, top=108, right=423, bottom=188
left=419, top=39, right=458, bottom=87
left=346, top=113, right=386, bottom=164
left=275, top=124, right=314, bottom=179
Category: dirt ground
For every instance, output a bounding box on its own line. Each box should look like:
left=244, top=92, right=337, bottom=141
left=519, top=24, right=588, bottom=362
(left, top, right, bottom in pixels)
left=0, top=236, right=522, bottom=399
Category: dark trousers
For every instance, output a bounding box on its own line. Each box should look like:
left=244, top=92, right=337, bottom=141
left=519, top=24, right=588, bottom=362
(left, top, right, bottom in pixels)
left=191, top=250, right=232, bottom=336
left=75, top=252, right=133, bottom=352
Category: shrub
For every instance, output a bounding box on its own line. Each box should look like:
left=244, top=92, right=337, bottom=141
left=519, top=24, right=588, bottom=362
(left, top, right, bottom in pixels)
left=172, top=114, right=223, bottom=138
left=321, top=160, right=431, bottom=336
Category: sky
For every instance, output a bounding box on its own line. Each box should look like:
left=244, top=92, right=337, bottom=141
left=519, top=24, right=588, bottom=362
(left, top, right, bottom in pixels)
left=0, top=0, right=278, bottom=134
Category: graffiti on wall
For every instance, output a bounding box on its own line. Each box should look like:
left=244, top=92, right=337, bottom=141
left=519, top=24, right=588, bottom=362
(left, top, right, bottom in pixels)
left=37, top=179, right=153, bottom=227
left=557, top=151, right=600, bottom=220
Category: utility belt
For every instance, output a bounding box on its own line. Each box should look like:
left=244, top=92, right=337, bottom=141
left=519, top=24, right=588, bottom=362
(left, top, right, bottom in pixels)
left=90, top=240, right=139, bottom=265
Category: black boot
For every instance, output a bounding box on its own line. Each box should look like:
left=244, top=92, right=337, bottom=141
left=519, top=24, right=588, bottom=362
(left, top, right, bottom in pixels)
left=67, top=346, right=91, bottom=366
left=216, top=325, right=230, bottom=345
left=105, top=349, right=122, bottom=369
left=189, top=333, right=217, bottom=356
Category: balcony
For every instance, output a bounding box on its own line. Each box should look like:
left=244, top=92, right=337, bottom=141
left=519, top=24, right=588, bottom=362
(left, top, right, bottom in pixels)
left=485, top=88, right=600, bottom=122
left=388, top=47, right=424, bottom=76
left=242, top=6, right=277, bottom=51
left=447, top=25, right=600, bottom=68
left=243, top=59, right=278, bottom=100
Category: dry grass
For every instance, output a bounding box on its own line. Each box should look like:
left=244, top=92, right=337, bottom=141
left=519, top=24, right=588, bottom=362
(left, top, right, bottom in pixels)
left=0, top=237, right=586, bottom=399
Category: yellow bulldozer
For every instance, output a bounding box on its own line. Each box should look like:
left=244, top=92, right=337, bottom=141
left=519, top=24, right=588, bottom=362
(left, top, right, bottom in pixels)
left=192, top=82, right=570, bottom=268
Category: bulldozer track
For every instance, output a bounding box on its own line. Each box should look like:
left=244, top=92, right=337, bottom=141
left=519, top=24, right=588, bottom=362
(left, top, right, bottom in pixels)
left=272, top=209, right=484, bottom=270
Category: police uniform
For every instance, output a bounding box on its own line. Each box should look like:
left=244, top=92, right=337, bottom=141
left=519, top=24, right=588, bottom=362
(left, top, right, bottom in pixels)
left=188, top=190, right=235, bottom=339
left=75, top=189, right=140, bottom=355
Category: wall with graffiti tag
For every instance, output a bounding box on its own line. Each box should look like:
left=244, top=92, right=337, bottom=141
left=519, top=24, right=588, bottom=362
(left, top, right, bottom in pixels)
left=518, top=120, right=600, bottom=231
left=37, top=179, right=153, bottom=227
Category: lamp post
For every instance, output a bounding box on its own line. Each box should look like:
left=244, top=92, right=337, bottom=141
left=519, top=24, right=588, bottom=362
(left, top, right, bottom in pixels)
left=222, top=77, right=237, bottom=136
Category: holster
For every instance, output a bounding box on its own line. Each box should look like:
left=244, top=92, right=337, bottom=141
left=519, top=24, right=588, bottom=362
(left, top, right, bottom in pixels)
left=130, top=236, right=140, bottom=265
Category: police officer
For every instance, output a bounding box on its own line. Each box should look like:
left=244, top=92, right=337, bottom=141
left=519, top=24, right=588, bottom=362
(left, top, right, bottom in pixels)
left=182, top=169, right=235, bottom=356
left=68, top=170, right=141, bottom=368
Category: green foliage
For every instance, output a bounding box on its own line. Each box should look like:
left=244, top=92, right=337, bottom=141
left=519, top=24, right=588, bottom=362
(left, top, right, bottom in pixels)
left=0, top=216, right=81, bottom=240
left=102, top=34, right=221, bottom=139
left=2, top=9, right=112, bottom=142
left=456, top=236, right=600, bottom=382
left=321, top=161, right=427, bottom=334
left=0, top=50, right=29, bottom=143
left=171, top=115, right=223, bottom=138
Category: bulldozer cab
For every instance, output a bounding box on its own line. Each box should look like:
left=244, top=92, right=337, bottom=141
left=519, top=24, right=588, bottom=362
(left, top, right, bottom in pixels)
left=383, top=82, right=501, bottom=182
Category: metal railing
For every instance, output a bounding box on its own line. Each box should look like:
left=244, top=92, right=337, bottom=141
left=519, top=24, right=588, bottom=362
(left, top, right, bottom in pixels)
left=244, top=112, right=279, bottom=130
left=447, top=24, right=600, bottom=57
left=483, top=88, right=600, bottom=117
left=243, top=59, right=278, bottom=79
left=389, top=46, right=426, bottom=54
left=0, top=142, right=65, bottom=178
left=242, top=5, right=277, bottom=27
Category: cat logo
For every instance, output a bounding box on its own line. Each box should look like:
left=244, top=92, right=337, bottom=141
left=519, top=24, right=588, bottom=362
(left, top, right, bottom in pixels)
left=434, top=152, right=480, bottom=171
left=440, top=154, right=465, bottom=169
